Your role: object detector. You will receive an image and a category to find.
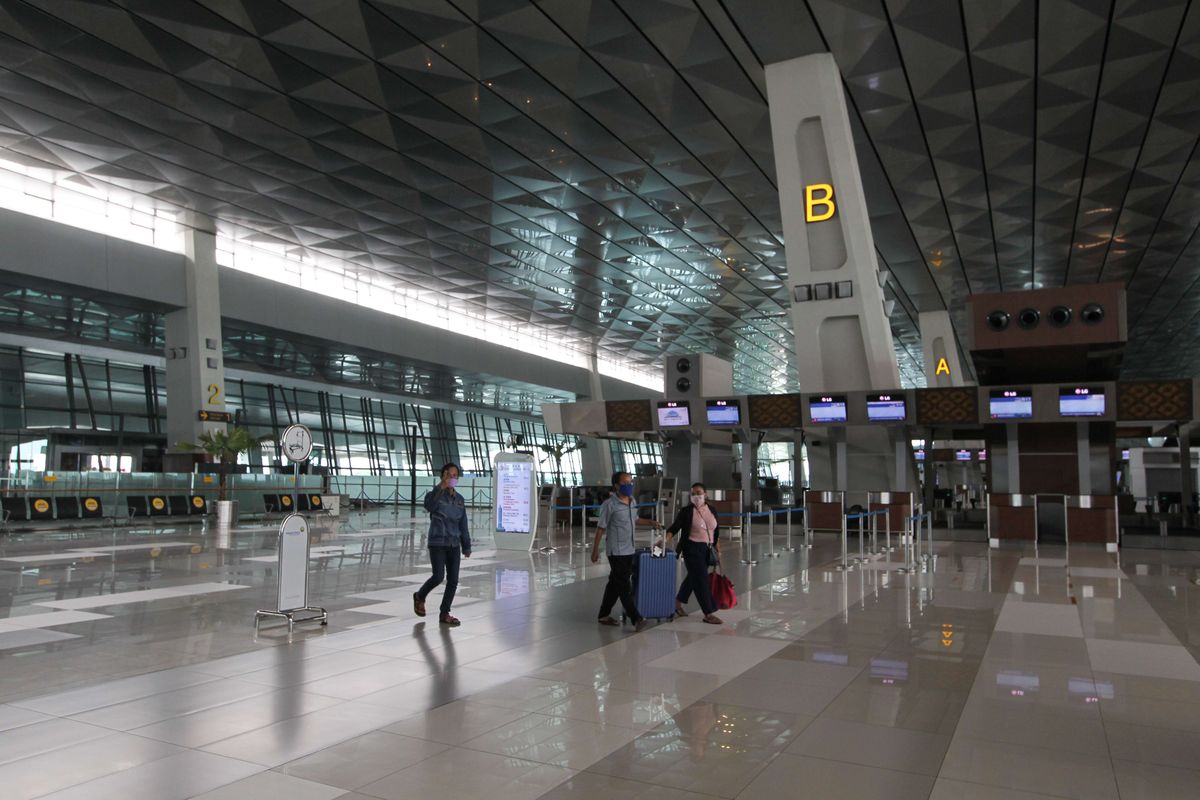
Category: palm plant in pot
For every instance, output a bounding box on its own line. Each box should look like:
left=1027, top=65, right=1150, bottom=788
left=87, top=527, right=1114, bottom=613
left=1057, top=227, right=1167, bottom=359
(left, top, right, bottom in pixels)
left=177, top=427, right=265, bottom=528
left=536, top=437, right=586, bottom=484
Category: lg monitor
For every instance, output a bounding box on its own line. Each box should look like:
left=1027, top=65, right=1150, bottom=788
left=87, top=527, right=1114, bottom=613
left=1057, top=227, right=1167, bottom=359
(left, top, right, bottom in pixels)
left=1121, top=449, right=1130, bottom=460
left=656, top=400, right=690, bottom=427
left=1059, top=386, right=1105, bottom=417
left=810, top=395, right=847, bottom=423
left=989, top=389, right=1033, bottom=420
left=955, top=450, right=971, bottom=461
left=705, top=399, right=741, bottom=426
left=866, top=393, right=907, bottom=422
left=979, top=449, right=988, bottom=461
left=915, top=449, right=926, bottom=461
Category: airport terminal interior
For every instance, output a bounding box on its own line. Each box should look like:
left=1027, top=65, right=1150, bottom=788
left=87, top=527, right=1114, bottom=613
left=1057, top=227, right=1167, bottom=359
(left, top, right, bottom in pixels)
left=2, top=1, right=1200, bottom=798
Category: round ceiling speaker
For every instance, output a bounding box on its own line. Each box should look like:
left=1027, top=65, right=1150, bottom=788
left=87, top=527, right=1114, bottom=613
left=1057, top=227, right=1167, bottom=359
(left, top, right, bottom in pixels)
left=986, top=310, right=1010, bottom=331
left=1081, top=303, right=1105, bottom=324
left=675, top=357, right=691, bottom=373
left=675, top=377, right=691, bottom=393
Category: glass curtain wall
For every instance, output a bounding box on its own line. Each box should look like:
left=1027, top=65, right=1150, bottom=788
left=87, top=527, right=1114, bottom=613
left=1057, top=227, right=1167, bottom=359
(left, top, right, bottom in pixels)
left=1, top=345, right=601, bottom=482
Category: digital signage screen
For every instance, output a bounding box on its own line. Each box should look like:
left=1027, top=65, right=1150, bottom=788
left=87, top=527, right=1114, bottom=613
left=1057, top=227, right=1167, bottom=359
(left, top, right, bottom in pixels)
left=955, top=449, right=972, bottom=461
left=1059, top=386, right=1105, bottom=417
left=914, top=449, right=926, bottom=461
left=656, top=401, right=690, bottom=427
left=989, top=389, right=1033, bottom=420
left=810, top=395, right=847, bottom=423
left=705, top=399, right=741, bottom=426
left=979, top=449, right=987, bottom=461
left=866, top=393, right=906, bottom=422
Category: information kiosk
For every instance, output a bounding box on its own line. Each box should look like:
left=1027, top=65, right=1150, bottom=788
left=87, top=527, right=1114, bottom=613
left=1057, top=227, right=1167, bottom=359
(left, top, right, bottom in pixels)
left=493, top=451, right=539, bottom=552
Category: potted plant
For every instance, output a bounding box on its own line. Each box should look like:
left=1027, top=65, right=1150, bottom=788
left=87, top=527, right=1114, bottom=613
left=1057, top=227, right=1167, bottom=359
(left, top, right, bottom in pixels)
left=177, top=427, right=266, bottom=528
left=536, top=438, right=586, bottom=484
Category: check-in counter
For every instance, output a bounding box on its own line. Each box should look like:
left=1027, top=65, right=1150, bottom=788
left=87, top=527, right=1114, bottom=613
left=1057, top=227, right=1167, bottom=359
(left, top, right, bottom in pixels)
left=987, top=493, right=1037, bottom=546
left=1066, top=495, right=1119, bottom=551
left=805, top=490, right=845, bottom=532
left=868, top=491, right=913, bottom=534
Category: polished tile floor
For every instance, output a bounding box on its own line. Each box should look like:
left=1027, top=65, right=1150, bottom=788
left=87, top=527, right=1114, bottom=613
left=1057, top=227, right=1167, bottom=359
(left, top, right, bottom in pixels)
left=1, top=510, right=1200, bottom=798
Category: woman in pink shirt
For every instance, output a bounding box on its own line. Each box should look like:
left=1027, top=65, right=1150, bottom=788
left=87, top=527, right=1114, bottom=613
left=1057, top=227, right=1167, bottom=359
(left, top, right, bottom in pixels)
left=664, top=482, right=723, bottom=624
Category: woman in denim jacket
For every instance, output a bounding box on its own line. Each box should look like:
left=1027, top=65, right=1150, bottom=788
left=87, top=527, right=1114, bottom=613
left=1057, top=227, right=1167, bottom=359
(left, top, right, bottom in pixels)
left=413, top=462, right=472, bottom=626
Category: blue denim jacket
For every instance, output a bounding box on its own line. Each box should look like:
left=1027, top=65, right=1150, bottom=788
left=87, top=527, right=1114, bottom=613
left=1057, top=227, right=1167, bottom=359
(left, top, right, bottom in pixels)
left=424, top=487, right=471, bottom=552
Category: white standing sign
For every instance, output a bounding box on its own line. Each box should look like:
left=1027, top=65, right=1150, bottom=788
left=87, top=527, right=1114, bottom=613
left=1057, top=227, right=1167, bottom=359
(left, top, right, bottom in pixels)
left=493, top=451, right=539, bottom=552
left=276, top=514, right=309, bottom=611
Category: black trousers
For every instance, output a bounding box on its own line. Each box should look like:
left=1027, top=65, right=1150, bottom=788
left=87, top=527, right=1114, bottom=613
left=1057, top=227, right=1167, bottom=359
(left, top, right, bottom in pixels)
left=598, top=554, right=642, bottom=623
left=418, top=545, right=461, bottom=614
left=676, top=539, right=718, bottom=615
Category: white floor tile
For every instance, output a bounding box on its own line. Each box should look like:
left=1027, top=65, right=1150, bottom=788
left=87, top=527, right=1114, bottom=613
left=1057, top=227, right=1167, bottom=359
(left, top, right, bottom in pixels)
left=189, top=769, right=345, bottom=800
left=994, top=601, right=1083, bottom=638
left=1086, top=639, right=1200, bottom=681
left=35, top=583, right=249, bottom=610
left=644, top=634, right=788, bottom=675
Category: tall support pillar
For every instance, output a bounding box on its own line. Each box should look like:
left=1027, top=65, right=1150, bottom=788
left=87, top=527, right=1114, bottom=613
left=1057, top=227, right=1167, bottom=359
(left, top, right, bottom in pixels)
left=767, top=53, right=901, bottom=493
left=1179, top=426, right=1194, bottom=527
left=920, top=311, right=967, bottom=387
left=579, top=350, right=614, bottom=484
left=766, top=53, right=900, bottom=393
left=165, top=215, right=226, bottom=457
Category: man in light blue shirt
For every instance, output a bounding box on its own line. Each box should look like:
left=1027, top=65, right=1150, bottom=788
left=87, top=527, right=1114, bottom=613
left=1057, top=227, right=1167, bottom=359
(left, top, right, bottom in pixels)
left=591, top=471, right=662, bottom=631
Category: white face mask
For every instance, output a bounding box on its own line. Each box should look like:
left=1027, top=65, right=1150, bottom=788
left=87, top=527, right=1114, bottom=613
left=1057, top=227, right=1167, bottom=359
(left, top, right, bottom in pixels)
left=690, top=494, right=705, bottom=507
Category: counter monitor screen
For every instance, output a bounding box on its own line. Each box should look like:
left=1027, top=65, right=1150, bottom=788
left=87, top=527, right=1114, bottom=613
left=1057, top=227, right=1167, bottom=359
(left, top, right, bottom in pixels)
left=867, top=393, right=907, bottom=422
left=989, top=389, right=1033, bottom=420
left=979, top=449, right=988, bottom=461
left=656, top=400, right=690, bottom=427
left=810, top=395, right=847, bottom=423
left=1059, top=386, right=1105, bottom=417
left=1121, top=449, right=1130, bottom=460
left=705, top=399, right=741, bottom=426
left=955, top=449, right=972, bottom=461
left=915, top=449, right=926, bottom=461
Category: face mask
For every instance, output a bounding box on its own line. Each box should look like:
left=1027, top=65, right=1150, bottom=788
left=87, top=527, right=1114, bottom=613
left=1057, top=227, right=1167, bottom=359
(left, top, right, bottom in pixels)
left=445, top=477, right=458, bottom=488
left=690, top=494, right=705, bottom=506
left=618, top=484, right=634, bottom=497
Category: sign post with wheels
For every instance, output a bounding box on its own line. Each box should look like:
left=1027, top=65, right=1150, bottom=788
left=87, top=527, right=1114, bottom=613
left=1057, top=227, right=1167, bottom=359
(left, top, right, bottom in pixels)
left=492, top=451, right=539, bottom=552
left=255, top=424, right=327, bottom=634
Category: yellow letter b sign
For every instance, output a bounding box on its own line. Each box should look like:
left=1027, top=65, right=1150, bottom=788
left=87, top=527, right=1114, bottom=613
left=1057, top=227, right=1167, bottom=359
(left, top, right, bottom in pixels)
left=805, top=183, right=836, bottom=222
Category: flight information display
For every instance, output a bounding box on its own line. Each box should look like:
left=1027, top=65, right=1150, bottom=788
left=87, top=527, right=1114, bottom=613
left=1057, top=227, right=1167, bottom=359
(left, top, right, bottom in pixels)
left=955, top=449, right=972, bottom=461
left=810, top=395, right=847, bottom=423
left=867, top=393, right=906, bottom=422
left=656, top=400, right=691, bottom=427
left=705, top=399, right=740, bottom=426
left=1059, top=386, right=1105, bottom=417
left=495, top=459, right=534, bottom=534
left=989, top=389, right=1033, bottom=419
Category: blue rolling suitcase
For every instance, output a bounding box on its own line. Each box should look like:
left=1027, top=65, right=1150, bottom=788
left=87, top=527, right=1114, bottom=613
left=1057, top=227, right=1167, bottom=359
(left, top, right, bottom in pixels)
left=632, top=548, right=677, bottom=621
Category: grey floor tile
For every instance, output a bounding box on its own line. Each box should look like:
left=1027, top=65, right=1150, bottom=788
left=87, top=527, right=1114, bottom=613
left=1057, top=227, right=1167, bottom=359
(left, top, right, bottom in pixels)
left=0, top=731, right=181, bottom=799
left=1103, top=721, right=1200, bottom=770
left=1111, top=758, right=1200, bottom=800
left=11, top=669, right=219, bottom=716
left=356, top=746, right=574, bottom=800
left=929, top=778, right=1073, bottom=799
left=939, top=735, right=1119, bottom=799
left=33, top=750, right=263, bottom=800
left=131, top=689, right=343, bottom=748
left=189, top=770, right=346, bottom=800
left=786, top=717, right=950, bottom=775
left=276, top=730, right=449, bottom=789
left=0, top=717, right=113, bottom=766
left=738, top=753, right=933, bottom=800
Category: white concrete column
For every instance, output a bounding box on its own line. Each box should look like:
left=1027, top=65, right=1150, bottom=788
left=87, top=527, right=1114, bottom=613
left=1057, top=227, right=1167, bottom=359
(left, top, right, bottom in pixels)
left=165, top=214, right=226, bottom=451
left=920, top=310, right=967, bottom=387
left=579, top=348, right=614, bottom=483
left=766, top=53, right=900, bottom=394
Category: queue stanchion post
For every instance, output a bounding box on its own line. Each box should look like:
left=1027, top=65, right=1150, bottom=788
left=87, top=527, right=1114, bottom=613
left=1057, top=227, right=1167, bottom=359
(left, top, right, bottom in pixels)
left=804, top=505, right=813, bottom=549
left=766, top=511, right=779, bottom=558
left=897, top=513, right=916, bottom=574
left=925, top=511, right=935, bottom=573
left=785, top=506, right=795, bottom=552
left=740, top=511, right=758, bottom=566
left=856, top=514, right=867, bottom=564
left=836, top=512, right=853, bottom=571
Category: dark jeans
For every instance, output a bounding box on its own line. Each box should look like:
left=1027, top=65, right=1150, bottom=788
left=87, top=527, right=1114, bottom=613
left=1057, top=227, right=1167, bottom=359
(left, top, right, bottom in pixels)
left=598, top=553, right=642, bottom=624
left=417, top=545, right=461, bottom=615
left=676, top=539, right=717, bottom=615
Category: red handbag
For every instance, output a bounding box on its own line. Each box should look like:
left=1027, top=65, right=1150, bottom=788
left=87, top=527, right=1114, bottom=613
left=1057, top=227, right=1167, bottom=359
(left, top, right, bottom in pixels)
left=709, top=566, right=737, bottom=610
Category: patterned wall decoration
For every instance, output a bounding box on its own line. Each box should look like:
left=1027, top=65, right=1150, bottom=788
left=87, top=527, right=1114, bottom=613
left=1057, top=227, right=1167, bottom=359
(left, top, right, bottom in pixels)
left=1116, top=381, right=1194, bottom=421
left=915, top=388, right=979, bottom=425
left=747, top=394, right=804, bottom=429
left=605, top=400, right=653, bottom=432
